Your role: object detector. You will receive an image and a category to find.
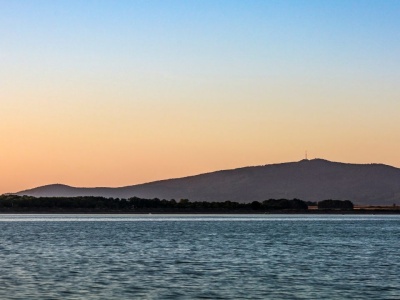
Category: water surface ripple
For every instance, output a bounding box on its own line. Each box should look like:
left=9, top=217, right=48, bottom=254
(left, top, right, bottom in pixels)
left=0, top=214, right=399, bottom=299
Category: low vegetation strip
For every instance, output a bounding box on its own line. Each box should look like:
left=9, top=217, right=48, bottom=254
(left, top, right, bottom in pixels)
left=1, top=195, right=398, bottom=213
left=318, top=200, right=354, bottom=210
left=0, top=195, right=309, bottom=213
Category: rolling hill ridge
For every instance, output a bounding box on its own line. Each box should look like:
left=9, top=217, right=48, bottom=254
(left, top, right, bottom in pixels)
left=16, top=159, right=400, bottom=205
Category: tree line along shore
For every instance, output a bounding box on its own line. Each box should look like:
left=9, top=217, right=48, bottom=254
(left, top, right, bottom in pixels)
left=0, top=195, right=399, bottom=213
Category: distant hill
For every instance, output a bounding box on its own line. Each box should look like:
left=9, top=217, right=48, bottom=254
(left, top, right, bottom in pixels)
left=15, top=159, right=400, bottom=205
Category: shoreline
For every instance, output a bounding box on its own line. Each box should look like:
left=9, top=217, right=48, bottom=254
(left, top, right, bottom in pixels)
left=0, top=209, right=399, bottom=214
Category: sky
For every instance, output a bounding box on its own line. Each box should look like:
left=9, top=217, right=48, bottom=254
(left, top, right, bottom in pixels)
left=1, top=0, right=400, bottom=194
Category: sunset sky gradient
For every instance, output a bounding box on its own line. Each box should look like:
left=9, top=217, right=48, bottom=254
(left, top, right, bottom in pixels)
left=1, top=0, right=400, bottom=194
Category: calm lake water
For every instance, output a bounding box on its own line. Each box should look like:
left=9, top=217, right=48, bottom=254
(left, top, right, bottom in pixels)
left=0, top=214, right=399, bottom=299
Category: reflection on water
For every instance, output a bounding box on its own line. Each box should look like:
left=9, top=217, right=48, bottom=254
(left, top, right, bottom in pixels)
left=0, top=215, right=399, bottom=299
left=0, top=214, right=397, bottom=222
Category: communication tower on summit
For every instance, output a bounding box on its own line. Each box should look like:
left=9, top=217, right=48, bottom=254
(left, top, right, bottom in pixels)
left=305, top=150, right=308, bottom=160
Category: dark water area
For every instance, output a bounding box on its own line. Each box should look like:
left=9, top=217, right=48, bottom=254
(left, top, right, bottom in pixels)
left=0, top=214, right=399, bottom=299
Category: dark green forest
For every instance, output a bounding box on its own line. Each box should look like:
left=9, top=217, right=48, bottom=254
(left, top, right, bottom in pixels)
left=0, top=195, right=311, bottom=213
left=318, top=199, right=354, bottom=210
left=0, top=195, right=378, bottom=213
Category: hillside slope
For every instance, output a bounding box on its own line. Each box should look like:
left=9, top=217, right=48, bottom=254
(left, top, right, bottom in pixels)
left=16, top=159, right=400, bottom=205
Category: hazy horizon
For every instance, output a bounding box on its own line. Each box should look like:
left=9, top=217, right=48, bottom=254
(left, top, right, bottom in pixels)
left=2, top=1, right=400, bottom=194
left=11, top=157, right=400, bottom=195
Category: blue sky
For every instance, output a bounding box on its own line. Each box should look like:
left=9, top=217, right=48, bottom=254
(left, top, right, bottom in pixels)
left=3, top=0, right=399, bottom=80
left=1, top=0, right=400, bottom=192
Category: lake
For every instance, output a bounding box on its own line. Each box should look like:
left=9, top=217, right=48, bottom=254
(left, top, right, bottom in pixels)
left=0, top=214, right=399, bottom=299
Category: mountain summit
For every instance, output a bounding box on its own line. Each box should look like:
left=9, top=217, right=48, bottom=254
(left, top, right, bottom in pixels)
left=16, top=159, right=400, bottom=205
